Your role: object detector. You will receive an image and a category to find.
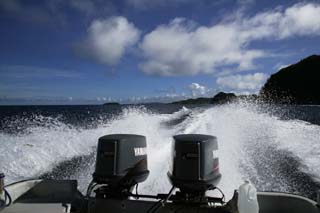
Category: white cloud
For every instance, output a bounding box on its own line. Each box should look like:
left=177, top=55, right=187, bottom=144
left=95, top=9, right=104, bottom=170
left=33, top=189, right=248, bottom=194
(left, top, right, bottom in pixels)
left=239, top=3, right=320, bottom=40
left=140, top=18, right=261, bottom=76
left=0, top=65, right=82, bottom=79
left=216, top=73, right=268, bottom=92
left=188, top=83, right=207, bottom=97
left=139, top=3, right=320, bottom=76
left=274, top=63, right=289, bottom=71
left=79, top=16, right=140, bottom=65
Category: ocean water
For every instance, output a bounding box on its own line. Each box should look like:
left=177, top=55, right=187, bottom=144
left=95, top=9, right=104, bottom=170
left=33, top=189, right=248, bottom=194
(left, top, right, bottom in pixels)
left=0, top=102, right=320, bottom=200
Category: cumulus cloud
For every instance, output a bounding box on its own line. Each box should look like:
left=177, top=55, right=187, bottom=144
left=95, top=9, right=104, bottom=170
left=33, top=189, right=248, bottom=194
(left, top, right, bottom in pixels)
left=139, top=3, right=320, bottom=76
left=78, top=16, right=140, bottom=65
left=239, top=3, right=320, bottom=40
left=188, top=83, right=208, bottom=97
left=216, top=73, right=268, bottom=92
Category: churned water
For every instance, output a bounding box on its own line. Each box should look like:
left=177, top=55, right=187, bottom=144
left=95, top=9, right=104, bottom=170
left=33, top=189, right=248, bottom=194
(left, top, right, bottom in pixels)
left=0, top=103, right=320, bottom=200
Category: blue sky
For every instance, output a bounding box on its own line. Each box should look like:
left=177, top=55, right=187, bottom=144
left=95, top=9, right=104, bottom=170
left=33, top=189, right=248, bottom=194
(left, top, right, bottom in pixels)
left=0, top=0, right=319, bottom=104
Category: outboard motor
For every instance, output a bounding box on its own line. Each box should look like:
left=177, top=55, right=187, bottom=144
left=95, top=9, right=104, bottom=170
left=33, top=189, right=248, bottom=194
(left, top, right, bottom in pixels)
left=92, top=134, right=149, bottom=196
left=168, top=134, right=221, bottom=195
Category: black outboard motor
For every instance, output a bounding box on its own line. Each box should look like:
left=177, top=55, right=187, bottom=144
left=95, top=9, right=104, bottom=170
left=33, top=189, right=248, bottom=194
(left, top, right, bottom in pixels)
left=92, top=134, right=149, bottom=196
left=168, top=134, right=221, bottom=195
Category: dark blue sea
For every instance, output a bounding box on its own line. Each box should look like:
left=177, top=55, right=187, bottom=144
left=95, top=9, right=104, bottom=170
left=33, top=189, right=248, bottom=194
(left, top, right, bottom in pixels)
left=0, top=102, right=320, bottom=200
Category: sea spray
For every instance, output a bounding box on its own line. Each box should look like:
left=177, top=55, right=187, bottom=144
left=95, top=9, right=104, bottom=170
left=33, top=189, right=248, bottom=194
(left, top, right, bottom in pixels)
left=1, top=103, right=320, bottom=199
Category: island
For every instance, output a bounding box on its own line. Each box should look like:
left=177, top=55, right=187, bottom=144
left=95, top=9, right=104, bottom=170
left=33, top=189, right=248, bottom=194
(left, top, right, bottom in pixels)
left=210, top=92, right=237, bottom=104
left=260, top=55, right=320, bottom=104
left=171, top=97, right=211, bottom=105
left=171, top=92, right=237, bottom=105
left=103, top=102, right=121, bottom=106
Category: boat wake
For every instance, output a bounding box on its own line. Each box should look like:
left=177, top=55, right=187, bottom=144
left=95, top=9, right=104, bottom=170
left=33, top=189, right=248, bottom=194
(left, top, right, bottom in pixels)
left=1, top=103, right=320, bottom=199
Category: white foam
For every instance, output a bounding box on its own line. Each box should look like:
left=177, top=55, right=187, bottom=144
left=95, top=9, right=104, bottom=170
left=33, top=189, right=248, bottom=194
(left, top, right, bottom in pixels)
left=1, top=104, right=320, bottom=199
left=270, top=119, right=320, bottom=182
